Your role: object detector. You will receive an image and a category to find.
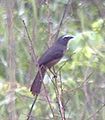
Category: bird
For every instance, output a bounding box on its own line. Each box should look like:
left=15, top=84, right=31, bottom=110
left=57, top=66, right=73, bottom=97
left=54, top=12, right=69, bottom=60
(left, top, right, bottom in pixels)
left=30, top=35, right=74, bottom=95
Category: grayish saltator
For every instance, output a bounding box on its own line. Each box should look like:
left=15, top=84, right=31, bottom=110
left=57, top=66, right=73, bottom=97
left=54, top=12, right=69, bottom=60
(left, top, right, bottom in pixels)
left=31, top=35, right=74, bottom=95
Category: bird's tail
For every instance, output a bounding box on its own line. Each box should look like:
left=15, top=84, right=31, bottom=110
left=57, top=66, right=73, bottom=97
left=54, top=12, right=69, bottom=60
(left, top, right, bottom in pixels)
left=30, top=67, right=46, bottom=95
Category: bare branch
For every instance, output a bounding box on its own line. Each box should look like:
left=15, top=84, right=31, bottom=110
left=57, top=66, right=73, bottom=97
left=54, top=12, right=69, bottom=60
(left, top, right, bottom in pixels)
left=87, top=104, right=105, bottom=120
left=43, top=83, right=56, bottom=119
left=55, top=0, right=72, bottom=40
left=22, top=20, right=38, bottom=66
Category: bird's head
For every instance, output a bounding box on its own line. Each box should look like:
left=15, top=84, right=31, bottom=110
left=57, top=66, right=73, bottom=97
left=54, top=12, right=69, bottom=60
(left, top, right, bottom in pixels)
left=56, top=35, right=74, bottom=46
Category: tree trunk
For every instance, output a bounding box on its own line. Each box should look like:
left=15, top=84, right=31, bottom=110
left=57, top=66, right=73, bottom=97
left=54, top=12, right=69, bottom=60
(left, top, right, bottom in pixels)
left=6, top=0, right=18, bottom=120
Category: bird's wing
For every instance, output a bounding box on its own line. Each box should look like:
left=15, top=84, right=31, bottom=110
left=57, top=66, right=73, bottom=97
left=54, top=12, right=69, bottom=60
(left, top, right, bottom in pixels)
left=38, top=45, right=64, bottom=66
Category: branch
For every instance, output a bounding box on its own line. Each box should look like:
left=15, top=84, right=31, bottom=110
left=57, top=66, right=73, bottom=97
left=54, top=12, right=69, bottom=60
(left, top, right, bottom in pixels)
left=50, top=68, right=66, bottom=120
left=64, top=71, right=94, bottom=108
left=55, top=0, right=72, bottom=40
left=22, top=20, right=38, bottom=66
left=43, top=83, right=56, bottom=119
left=87, top=104, right=105, bottom=120
left=22, top=20, right=39, bottom=120
left=54, top=76, right=66, bottom=120
left=27, top=95, right=38, bottom=120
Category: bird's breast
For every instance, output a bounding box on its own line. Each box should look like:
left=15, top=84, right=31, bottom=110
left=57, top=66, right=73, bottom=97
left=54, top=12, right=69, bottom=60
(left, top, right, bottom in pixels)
left=45, top=58, right=61, bottom=68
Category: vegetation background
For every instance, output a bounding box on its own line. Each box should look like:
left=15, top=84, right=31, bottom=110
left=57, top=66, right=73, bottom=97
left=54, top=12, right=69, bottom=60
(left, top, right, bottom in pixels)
left=0, top=0, right=105, bottom=120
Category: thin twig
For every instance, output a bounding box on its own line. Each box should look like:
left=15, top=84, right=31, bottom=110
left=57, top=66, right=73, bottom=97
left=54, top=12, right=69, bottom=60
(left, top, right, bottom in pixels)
left=52, top=69, right=66, bottom=120
left=46, top=65, right=66, bottom=120
left=47, top=60, right=70, bottom=120
left=46, top=0, right=52, bottom=44
left=43, top=83, right=56, bottom=120
left=58, top=71, right=66, bottom=120
left=22, top=20, right=38, bottom=66
left=65, top=71, right=94, bottom=108
left=55, top=0, right=71, bottom=40
left=57, top=52, right=75, bottom=73
left=66, top=71, right=94, bottom=120
left=22, top=20, right=39, bottom=120
left=57, top=60, right=68, bottom=73
left=87, top=104, right=105, bottom=120
left=68, top=71, right=94, bottom=93
left=55, top=78, right=66, bottom=120
left=27, top=95, right=38, bottom=120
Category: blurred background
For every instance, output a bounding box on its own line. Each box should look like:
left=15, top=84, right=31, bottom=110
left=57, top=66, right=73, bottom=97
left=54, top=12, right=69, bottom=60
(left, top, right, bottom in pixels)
left=0, top=0, right=105, bottom=120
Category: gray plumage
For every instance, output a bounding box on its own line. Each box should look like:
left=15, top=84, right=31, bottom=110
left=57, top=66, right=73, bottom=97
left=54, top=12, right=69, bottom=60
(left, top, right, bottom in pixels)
left=31, top=35, right=74, bottom=95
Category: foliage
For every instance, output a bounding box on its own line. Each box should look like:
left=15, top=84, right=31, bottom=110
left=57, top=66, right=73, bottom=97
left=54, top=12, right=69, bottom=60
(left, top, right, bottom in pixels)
left=0, top=0, right=105, bottom=120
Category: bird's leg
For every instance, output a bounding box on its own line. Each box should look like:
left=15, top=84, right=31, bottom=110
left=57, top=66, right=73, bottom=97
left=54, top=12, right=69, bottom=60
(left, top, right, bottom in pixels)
left=48, top=67, right=57, bottom=78
left=52, top=66, right=57, bottom=78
